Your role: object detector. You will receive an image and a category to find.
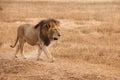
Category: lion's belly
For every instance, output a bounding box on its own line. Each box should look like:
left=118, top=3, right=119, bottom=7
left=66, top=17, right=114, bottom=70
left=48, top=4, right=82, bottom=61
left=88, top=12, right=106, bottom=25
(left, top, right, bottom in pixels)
left=24, top=26, right=39, bottom=46
left=25, top=36, right=38, bottom=46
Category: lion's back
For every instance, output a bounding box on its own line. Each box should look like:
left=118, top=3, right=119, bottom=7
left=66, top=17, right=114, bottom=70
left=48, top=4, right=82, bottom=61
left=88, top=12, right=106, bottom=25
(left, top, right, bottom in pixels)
left=17, top=24, right=32, bottom=38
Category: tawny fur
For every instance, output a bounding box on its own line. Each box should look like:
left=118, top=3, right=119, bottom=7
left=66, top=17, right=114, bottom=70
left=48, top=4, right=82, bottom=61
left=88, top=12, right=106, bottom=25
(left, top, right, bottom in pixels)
left=10, top=19, right=61, bottom=62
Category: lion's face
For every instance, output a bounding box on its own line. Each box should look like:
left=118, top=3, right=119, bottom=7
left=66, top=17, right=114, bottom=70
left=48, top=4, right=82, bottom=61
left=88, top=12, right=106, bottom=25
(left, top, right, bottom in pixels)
left=48, top=26, right=61, bottom=41
left=38, top=19, right=61, bottom=46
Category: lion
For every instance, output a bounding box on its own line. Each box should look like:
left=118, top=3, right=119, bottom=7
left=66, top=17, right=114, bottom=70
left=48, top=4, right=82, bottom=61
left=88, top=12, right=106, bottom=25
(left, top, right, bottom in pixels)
left=10, top=19, right=61, bottom=62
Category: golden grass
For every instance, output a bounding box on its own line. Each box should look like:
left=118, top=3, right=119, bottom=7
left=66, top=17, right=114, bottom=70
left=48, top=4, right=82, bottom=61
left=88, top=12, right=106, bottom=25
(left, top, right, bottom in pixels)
left=0, top=1, right=120, bottom=69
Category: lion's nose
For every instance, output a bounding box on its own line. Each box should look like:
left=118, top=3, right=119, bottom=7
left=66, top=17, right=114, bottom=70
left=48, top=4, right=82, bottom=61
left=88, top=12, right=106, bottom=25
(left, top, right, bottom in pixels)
left=58, top=34, right=61, bottom=36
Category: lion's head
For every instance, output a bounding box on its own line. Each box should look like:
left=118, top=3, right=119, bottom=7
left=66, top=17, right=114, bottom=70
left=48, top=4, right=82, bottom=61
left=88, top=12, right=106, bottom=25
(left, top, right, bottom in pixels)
left=34, top=19, right=61, bottom=46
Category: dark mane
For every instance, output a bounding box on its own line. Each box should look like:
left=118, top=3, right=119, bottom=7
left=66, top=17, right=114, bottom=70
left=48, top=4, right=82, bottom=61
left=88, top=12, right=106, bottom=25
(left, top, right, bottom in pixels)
left=34, top=19, right=60, bottom=46
left=34, top=20, right=46, bottom=29
left=47, top=19, right=59, bottom=24
left=40, top=25, right=50, bottom=46
left=34, top=19, right=60, bottom=29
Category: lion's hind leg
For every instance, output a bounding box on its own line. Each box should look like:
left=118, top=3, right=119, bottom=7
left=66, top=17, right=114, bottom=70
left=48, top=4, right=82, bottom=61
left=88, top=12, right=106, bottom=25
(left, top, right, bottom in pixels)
left=14, top=44, right=20, bottom=58
left=19, top=39, right=26, bottom=59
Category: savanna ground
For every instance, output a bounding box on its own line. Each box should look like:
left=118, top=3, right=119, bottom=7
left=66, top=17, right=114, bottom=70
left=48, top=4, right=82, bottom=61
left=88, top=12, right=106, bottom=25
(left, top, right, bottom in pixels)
left=0, top=0, right=120, bottom=80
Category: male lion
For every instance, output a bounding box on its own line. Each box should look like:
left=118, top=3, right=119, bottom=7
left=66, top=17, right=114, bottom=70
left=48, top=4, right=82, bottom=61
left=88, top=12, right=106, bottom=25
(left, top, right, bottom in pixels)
left=10, top=19, right=61, bottom=62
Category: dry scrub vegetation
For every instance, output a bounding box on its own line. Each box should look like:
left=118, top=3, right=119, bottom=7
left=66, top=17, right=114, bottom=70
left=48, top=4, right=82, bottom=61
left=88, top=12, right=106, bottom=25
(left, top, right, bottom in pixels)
left=0, top=1, right=120, bottom=80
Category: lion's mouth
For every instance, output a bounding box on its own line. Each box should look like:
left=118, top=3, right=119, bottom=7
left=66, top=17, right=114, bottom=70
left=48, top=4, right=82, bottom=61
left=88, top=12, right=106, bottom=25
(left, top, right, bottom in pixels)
left=54, top=37, right=58, bottom=40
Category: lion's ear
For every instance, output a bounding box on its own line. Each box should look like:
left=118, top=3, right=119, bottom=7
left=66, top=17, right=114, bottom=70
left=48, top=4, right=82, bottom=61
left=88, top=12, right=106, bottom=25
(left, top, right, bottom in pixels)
left=48, top=24, right=50, bottom=28
left=45, top=24, right=50, bottom=30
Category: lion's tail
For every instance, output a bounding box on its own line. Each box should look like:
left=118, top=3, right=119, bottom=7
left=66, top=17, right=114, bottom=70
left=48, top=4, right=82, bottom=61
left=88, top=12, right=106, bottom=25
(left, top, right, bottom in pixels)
left=10, top=36, right=19, bottom=48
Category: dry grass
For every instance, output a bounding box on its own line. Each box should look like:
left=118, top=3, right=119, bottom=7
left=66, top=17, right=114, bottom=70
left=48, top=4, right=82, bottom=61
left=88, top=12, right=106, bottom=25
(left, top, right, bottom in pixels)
left=0, top=1, right=120, bottom=80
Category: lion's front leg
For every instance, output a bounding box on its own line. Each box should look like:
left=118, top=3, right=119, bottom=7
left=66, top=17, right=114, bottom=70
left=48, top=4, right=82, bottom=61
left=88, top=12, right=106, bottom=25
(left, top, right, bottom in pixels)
left=37, top=46, right=43, bottom=61
left=47, top=46, right=56, bottom=61
left=40, top=45, right=54, bottom=62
